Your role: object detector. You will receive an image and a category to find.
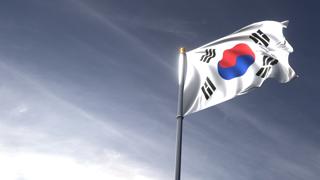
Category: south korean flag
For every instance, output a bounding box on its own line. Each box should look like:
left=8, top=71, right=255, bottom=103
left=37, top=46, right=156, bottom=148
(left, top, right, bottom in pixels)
left=181, top=20, right=296, bottom=116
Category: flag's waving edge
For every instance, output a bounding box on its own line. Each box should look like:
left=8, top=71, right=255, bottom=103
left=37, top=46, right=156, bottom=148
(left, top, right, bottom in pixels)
left=182, top=20, right=296, bottom=116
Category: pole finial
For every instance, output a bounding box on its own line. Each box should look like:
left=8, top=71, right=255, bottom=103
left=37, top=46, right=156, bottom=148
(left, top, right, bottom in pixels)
left=179, top=47, right=186, bottom=54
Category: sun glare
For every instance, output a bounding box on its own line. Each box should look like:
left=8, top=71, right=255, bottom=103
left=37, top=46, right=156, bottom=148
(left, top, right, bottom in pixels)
left=0, top=151, right=154, bottom=180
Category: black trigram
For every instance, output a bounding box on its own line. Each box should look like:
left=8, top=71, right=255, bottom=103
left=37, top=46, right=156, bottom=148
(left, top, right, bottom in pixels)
left=201, top=77, right=216, bottom=100
left=249, top=30, right=270, bottom=47
left=256, top=56, right=278, bottom=78
left=200, top=49, right=216, bottom=63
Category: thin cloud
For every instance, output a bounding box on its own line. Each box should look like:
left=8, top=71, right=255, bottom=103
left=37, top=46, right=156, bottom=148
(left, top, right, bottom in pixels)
left=70, top=0, right=173, bottom=71
left=0, top=60, right=172, bottom=179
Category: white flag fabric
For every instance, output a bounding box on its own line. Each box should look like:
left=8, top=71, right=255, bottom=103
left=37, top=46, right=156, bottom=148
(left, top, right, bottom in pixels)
left=182, top=20, right=296, bottom=116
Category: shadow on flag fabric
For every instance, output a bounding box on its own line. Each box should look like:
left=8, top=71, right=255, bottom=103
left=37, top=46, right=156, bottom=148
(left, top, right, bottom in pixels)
left=182, top=20, right=296, bottom=116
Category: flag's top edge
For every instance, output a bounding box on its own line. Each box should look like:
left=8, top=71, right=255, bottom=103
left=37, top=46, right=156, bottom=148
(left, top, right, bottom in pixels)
left=233, top=20, right=289, bottom=33
left=187, top=20, right=290, bottom=53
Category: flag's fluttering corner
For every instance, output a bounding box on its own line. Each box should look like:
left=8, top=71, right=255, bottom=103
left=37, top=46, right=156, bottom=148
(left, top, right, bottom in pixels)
left=181, top=20, right=296, bottom=116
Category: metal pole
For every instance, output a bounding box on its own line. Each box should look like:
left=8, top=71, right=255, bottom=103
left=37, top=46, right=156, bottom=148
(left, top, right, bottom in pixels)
left=175, top=115, right=183, bottom=180
left=175, top=47, right=187, bottom=180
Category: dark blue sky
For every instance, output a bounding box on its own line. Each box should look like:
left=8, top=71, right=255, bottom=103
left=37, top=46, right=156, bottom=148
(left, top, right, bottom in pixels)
left=0, top=0, right=319, bottom=179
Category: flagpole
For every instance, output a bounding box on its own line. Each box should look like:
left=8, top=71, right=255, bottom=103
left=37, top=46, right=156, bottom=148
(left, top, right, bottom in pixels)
left=175, top=47, right=187, bottom=180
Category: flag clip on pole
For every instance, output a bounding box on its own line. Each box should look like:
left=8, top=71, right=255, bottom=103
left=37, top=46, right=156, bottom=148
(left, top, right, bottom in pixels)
left=175, top=47, right=187, bottom=180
